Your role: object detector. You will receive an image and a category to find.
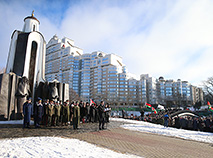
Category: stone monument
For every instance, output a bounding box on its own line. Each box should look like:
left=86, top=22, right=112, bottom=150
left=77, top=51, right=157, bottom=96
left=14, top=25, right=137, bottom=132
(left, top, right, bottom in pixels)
left=0, top=11, right=69, bottom=120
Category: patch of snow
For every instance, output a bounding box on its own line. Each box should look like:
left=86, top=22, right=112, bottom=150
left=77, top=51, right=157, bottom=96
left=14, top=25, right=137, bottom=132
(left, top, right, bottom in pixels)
left=111, top=118, right=213, bottom=144
left=0, top=137, right=141, bottom=158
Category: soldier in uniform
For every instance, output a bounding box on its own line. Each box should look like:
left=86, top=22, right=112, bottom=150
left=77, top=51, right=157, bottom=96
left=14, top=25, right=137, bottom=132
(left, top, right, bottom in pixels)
left=62, top=101, right=70, bottom=126
left=47, top=100, right=54, bottom=127
left=59, top=100, right=63, bottom=124
left=73, top=101, right=80, bottom=130
left=43, top=99, right=49, bottom=126
left=35, top=98, right=43, bottom=128
left=54, top=101, right=61, bottom=126
left=23, top=97, right=33, bottom=128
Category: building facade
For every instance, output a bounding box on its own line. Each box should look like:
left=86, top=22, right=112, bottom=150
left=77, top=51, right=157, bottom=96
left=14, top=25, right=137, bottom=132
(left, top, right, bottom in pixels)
left=45, top=36, right=203, bottom=106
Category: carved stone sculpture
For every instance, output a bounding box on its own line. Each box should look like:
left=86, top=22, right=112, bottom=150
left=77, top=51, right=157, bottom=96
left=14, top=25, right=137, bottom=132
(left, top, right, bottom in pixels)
left=48, top=81, right=59, bottom=101
left=15, top=76, right=30, bottom=119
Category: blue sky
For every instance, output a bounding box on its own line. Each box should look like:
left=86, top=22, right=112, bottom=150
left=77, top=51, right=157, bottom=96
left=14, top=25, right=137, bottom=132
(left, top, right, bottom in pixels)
left=0, top=0, right=213, bottom=86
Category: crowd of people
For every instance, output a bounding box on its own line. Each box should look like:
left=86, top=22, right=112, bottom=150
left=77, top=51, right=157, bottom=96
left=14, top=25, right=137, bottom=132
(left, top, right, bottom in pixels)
left=120, top=108, right=213, bottom=132
left=141, top=111, right=213, bottom=132
left=23, top=98, right=111, bottom=130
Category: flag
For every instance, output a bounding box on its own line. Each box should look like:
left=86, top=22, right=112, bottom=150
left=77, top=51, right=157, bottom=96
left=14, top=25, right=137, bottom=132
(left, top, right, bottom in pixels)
left=207, top=101, right=211, bottom=106
left=208, top=101, right=213, bottom=112
left=152, top=107, right=158, bottom=114
left=146, top=103, right=152, bottom=108
left=146, top=103, right=157, bottom=114
left=90, top=99, right=96, bottom=106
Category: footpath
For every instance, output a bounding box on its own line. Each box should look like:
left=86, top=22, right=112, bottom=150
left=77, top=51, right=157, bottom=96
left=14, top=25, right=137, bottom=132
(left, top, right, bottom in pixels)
left=0, top=120, right=213, bottom=158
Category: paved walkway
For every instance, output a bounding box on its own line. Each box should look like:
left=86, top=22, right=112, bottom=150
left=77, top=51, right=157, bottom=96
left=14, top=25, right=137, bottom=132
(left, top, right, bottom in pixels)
left=1, top=121, right=213, bottom=157
left=69, top=124, right=213, bottom=158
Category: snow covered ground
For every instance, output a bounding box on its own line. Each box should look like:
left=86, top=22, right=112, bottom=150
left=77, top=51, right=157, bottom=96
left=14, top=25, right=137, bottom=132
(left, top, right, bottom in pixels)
left=0, top=137, right=141, bottom=158
left=111, top=118, right=213, bottom=144
left=1, top=118, right=213, bottom=157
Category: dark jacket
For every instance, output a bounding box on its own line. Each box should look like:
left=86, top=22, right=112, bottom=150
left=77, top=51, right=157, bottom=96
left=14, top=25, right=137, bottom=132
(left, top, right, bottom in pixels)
left=23, top=102, right=33, bottom=123
left=98, top=104, right=105, bottom=121
left=35, top=103, right=43, bottom=118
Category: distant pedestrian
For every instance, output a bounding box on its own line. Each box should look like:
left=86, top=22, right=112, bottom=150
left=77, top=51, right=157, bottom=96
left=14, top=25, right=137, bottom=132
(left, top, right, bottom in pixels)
left=174, top=116, right=180, bottom=128
left=23, top=97, right=33, bottom=128
left=140, top=109, right=144, bottom=121
left=164, top=113, right=169, bottom=127
left=122, top=109, right=125, bottom=118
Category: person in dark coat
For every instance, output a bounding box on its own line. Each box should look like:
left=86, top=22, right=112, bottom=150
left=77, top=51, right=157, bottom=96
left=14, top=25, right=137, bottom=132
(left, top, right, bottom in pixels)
left=98, top=101, right=105, bottom=130
left=90, top=104, right=95, bottom=123
left=73, top=101, right=80, bottom=130
left=70, top=102, right=74, bottom=125
left=86, top=102, right=90, bottom=123
left=174, top=116, right=180, bottom=128
left=23, top=97, right=33, bottom=128
left=94, top=104, right=98, bottom=122
left=35, top=98, right=43, bottom=128
left=122, top=109, right=126, bottom=118
left=164, top=113, right=169, bottom=127
left=81, top=102, right=88, bottom=123
left=193, top=117, right=198, bottom=131
left=204, top=117, right=211, bottom=132
left=140, top=109, right=144, bottom=121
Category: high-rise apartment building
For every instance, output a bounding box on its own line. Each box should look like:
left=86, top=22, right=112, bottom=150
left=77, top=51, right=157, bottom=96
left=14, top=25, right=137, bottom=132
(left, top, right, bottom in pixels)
left=45, top=35, right=83, bottom=100
left=45, top=35, right=203, bottom=106
left=155, top=76, right=203, bottom=106
left=45, top=35, right=144, bottom=104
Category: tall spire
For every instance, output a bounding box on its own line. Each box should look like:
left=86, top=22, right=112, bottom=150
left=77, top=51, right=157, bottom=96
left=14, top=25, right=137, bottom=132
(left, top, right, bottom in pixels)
left=32, top=10, right=34, bottom=17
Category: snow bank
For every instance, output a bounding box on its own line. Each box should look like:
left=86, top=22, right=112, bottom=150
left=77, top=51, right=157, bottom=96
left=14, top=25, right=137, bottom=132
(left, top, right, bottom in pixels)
left=0, top=137, right=141, bottom=158
left=111, top=118, right=213, bottom=144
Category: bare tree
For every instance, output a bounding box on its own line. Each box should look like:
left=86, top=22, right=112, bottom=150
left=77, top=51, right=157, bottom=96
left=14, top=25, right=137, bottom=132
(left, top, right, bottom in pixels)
left=70, top=88, right=81, bottom=101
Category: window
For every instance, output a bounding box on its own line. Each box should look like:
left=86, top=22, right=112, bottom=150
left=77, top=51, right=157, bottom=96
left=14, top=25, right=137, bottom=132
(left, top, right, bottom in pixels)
left=102, top=58, right=108, bottom=61
left=102, top=61, right=108, bottom=64
left=108, top=74, right=117, bottom=77
left=109, top=71, right=117, bottom=73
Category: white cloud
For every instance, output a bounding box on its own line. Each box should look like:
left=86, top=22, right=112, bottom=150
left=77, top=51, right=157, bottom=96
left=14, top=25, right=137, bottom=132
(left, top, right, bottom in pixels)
left=0, top=0, right=213, bottom=86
